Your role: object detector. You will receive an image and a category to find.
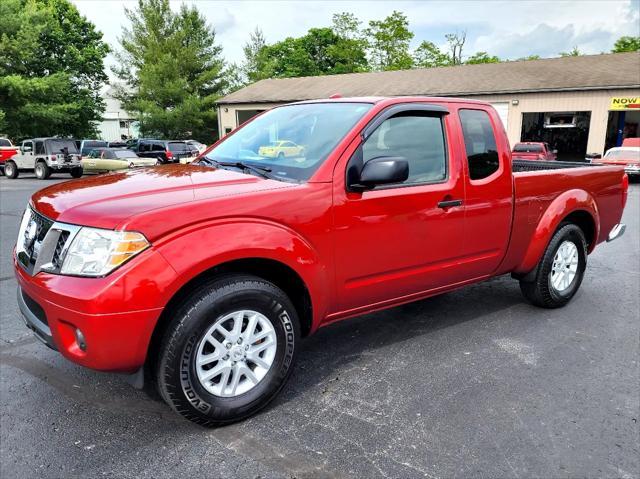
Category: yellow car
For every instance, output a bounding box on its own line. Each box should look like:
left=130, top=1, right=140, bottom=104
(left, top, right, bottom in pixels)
left=82, top=148, right=158, bottom=173
left=258, top=140, right=305, bottom=159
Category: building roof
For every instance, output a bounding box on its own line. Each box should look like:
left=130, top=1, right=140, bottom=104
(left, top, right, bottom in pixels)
left=218, top=52, right=640, bottom=105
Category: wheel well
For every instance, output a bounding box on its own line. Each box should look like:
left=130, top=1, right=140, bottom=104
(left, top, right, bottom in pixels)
left=145, top=258, right=313, bottom=371
left=562, top=210, right=595, bottom=247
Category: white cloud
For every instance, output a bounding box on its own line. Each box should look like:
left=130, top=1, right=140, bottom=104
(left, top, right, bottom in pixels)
left=71, top=0, right=640, bottom=79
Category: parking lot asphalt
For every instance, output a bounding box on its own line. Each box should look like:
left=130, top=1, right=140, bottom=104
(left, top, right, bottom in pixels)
left=0, top=174, right=638, bottom=479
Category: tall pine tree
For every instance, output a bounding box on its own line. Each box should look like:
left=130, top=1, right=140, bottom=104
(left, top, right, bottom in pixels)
left=113, top=0, right=227, bottom=142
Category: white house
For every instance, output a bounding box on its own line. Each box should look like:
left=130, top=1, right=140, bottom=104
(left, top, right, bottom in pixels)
left=97, top=86, right=139, bottom=142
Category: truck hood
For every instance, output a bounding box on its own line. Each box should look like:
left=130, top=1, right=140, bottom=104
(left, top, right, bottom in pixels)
left=31, top=164, right=294, bottom=229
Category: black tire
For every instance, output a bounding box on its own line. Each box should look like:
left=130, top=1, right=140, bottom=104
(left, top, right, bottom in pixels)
left=3, top=161, right=18, bottom=179
left=156, top=274, right=299, bottom=427
left=277, top=152, right=285, bottom=159
left=520, top=223, right=587, bottom=308
left=35, top=161, right=50, bottom=180
left=70, top=167, right=83, bottom=178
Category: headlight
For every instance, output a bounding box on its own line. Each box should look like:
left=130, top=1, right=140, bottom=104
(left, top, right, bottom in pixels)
left=60, top=227, right=149, bottom=277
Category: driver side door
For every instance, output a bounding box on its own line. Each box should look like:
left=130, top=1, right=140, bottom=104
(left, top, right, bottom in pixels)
left=331, top=105, right=468, bottom=314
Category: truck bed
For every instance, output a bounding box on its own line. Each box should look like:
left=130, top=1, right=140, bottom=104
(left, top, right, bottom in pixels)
left=511, top=159, right=600, bottom=173
left=499, top=160, right=627, bottom=275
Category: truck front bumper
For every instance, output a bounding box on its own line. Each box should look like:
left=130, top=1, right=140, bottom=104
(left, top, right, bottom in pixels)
left=607, top=223, right=626, bottom=242
left=14, top=248, right=176, bottom=373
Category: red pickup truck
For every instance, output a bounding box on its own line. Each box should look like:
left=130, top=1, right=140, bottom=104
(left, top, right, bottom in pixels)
left=14, top=97, right=628, bottom=426
left=512, top=141, right=557, bottom=161
left=0, top=138, right=18, bottom=173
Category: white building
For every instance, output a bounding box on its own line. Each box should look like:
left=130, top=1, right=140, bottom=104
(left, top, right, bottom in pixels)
left=96, top=86, right=139, bottom=142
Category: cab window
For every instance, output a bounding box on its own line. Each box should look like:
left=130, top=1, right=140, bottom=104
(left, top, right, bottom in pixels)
left=459, top=109, right=499, bottom=180
left=361, top=112, right=447, bottom=186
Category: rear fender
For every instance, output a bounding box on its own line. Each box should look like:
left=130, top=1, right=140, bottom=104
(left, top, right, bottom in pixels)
left=154, top=219, right=330, bottom=331
left=514, top=189, right=599, bottom=275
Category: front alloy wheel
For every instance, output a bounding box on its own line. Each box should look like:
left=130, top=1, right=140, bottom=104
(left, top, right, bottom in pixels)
left=195, top=310, right=277, bottom=397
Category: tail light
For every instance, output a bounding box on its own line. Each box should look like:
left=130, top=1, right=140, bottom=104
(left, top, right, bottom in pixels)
left=49, top=154, right=58, bottom=162
left=165, top=150, right=173, bottom=160
left=622, top=173, right=628, bottom=210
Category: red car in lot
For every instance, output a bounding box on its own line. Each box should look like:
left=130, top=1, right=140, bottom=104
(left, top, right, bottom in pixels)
left=599, top=146, right=640, bottom=177
left=512, top=141, right=557, bottom=161
left=14, top=97, right=628, bottom=426
left=0, top=138, right=18, bottom=173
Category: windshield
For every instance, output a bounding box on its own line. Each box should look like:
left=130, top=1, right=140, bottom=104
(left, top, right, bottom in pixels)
left=203, top=102, right=373, bottom=181
left=514, top=144, right=543, bottom=153
left=168, top=142, right=188, bottom=152
left=113, top=150, right=138, bottom=159
left=605, top=149, right=640, bottom=159
left=46, top=139, right=78, bottom=153
left=85, top=140, right=108, bottom=148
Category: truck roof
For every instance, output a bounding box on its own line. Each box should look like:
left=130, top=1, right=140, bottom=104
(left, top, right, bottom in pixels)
left=291, top=96, right=493, bottom=107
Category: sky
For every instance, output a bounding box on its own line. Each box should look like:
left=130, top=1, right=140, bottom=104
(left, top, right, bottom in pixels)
left=71, top=0, right=640, bottom=80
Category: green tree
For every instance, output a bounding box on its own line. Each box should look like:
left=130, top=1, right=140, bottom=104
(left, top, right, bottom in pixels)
left=332, top=12, right=362, bottom=41
left=242, top=27, right=268, bottom=83
left=465, top=51, right=500, bottom=64
left=612, top=36, right=640, bottom=52
left=413, top=41, right=452, bottom=68
left=364, top=11, right=414, bottom=70
left=516, top=54, right=541, bottom=61
left=113, top=0, right=227, bottom=142
left=0, top=0, right=109, bottom=140
left=252, top=27, right=368, bottom=78
left=560, top=46, right=581, bottom=57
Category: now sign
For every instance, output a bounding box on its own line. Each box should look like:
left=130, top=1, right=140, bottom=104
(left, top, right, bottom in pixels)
left=610, top=97, right=640, bottom=110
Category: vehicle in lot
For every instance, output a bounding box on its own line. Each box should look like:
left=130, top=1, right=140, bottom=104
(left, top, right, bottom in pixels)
left=129, top=139, right=195, bottom=163
left=76, top=139, right=109, bottom=157
left=14, top=97, right=628, bottom=427
left=258, top=140, right=305, bottom=158
left=187, top=139, right=207, bottom=154
left=82, top=148, right=158, bottom=173
left=4, top=138, right=83, bottom=179
left=0, top=138, right=19, bottom=174
left=598, top=146, right=640, bottom=177
left=512, top=141, right=557, bottom=161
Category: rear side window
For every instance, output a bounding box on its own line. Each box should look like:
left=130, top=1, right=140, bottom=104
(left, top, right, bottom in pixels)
left=0, top=139, right=11, bottom=147
left=35, top=141, right=45, bottom=154
left=459, top=109, right=499, bottom=180
left=362, top=112, right=447, bottom=185
left=152, top=142, right=166, bottom=152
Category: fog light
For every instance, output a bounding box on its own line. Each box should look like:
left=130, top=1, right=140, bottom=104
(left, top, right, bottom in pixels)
left=75, top=328, right=87, bottom=351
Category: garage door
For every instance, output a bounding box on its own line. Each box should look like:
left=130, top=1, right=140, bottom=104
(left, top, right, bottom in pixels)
left=490, top=102, right=509, bottom=129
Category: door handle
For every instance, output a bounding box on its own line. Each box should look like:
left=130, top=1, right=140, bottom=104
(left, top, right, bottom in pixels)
left=437, top=199, right=463, bottom=208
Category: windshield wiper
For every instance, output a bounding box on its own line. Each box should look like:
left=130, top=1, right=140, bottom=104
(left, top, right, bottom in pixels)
left=198, top=158, right=277, bottom=180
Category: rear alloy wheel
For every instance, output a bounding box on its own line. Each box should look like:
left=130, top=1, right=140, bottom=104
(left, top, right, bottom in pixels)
left=3, top=161, right=18, bottom=179
left=35, top=161, right=50, bottom=180
left=520, top=223, right=587, bottom=308
left=156, top=274, right=299, bottom=426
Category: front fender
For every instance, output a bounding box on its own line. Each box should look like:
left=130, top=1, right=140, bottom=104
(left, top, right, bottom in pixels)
left=154, top=218, right=330, bottom=329
left=514, top=189, right=599, bottom=275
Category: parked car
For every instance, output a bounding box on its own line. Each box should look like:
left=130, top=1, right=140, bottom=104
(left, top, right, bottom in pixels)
left=82, top=148, right=158, bottom=173
left=186, top=139, right=207, bottom=153
left=0, top=138, right=19, bottom=175
left=258, top=140, right=305, bottom=158
left=15, top=97, right=628, bottom=427
left=4, top=138, right=82, bottom=179
left=512, top=142, right=557, bottom=161
left=129, top=139, right=194, bottom=163
left=598, top=146, right=640, bottom=177
left=76, top=139, right=109, bottom=157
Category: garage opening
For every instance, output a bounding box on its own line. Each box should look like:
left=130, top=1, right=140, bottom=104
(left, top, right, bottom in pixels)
left=605, top=110, right=640, bottom=151
left=236, top=109, right=266, bottom=126
left=520, top=111, right=591, bottom=162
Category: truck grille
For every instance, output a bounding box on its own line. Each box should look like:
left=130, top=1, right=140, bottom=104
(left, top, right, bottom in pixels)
left=16, top=208, right=80, bottom=275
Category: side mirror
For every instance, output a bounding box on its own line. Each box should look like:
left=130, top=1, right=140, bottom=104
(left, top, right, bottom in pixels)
left=349, top=156, right=409, bottom=192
